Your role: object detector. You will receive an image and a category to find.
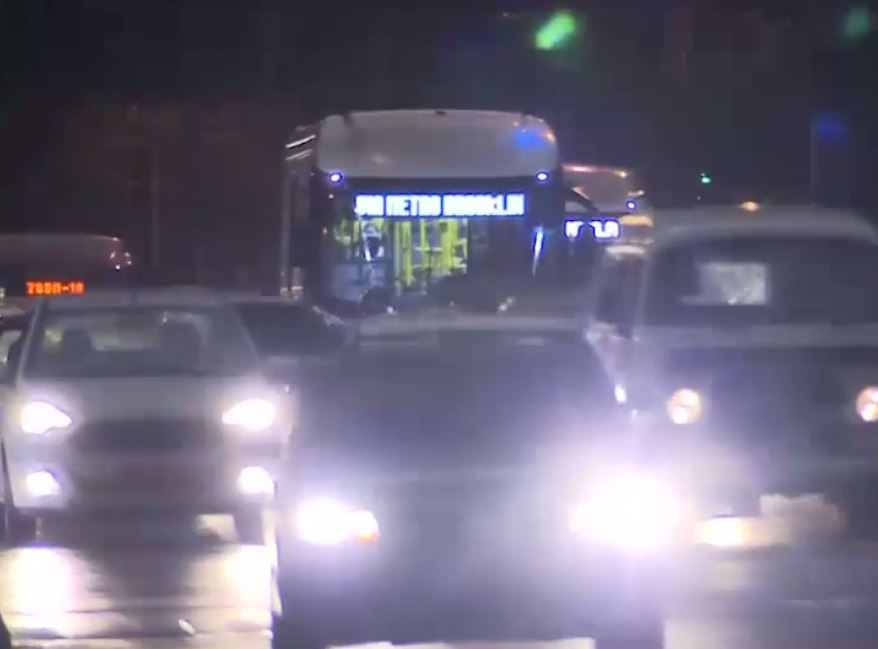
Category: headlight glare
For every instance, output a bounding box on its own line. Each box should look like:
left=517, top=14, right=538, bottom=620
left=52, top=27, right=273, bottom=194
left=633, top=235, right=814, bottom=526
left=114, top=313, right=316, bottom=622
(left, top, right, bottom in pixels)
left=568, top=468, right=681, bottom=551
left=856, top=386, right=878, bottom=423
left=222, top=398, right=276, bottom=431
left=237, top=466, right=274, bottom=496
left=666, top=388, right=703, bottom=425
left=20, top=401, right=73, bottom=435
left=295, top=498, right=379, bottom=545
left=26, top=470, right=61, bottom=497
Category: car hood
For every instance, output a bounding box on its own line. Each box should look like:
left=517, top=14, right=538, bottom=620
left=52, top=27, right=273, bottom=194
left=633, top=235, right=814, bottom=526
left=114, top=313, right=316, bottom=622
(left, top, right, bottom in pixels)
left=14, top=374, right=276, bottom=423
left=617, top=326, right=878, bottom=442
left=286, top=343, right=619, bottom=484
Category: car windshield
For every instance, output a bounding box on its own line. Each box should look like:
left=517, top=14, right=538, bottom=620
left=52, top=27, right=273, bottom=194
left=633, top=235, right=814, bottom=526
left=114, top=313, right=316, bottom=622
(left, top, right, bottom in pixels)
left=645, top=236, right=878, bottom=326
left=24, top=306, right=257, bottom=378
left=295, top=319, right=615, bottom=455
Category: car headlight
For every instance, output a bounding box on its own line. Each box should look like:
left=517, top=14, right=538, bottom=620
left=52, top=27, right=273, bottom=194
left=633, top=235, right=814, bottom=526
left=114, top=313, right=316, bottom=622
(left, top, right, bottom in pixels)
left=20, top=401, right=73, bottom=435
left=666, top=388, right=703, bottom=425
left=567, top=467, right=682, bottom=551
left=222, top=398, right=276, bottom=432
left=294, top=497, right=380, bottom=546
left=856, top=386, right=878, bottom=422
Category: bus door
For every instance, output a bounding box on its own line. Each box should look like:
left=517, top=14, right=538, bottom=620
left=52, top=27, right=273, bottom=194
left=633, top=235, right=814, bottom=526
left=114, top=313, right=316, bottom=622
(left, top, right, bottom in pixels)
left=327, top=218, right=469, bottom=300
left=398, top=219, right=468, bottom=295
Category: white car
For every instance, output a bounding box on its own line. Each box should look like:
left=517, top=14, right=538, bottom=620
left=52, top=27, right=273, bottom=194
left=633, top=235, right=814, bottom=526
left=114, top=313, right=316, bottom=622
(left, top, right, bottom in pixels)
left=272, top=305, right=670, bottom=649
left=584, top=204, right=878, bottom=536
left=0, top=287, right=292, bottom=544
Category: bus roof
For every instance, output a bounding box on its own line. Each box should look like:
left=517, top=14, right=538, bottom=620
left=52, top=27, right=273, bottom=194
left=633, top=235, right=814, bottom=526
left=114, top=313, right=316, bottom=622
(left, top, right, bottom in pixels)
left=650, top=204, right=878, bottom=249
left=563, top=163, right=634, bottom=178
left=313, top=109, right=558, bottom=179
left=0, top=234, right=127, bottom=264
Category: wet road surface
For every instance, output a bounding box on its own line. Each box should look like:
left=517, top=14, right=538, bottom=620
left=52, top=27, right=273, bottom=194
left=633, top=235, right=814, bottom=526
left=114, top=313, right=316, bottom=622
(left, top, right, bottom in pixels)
left=5, top=515, right=878, bottom=649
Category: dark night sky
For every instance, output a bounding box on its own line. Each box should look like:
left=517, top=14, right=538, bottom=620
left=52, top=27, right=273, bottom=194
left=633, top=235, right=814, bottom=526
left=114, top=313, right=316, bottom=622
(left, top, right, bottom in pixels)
left=0, top=0, right=876, bottom=277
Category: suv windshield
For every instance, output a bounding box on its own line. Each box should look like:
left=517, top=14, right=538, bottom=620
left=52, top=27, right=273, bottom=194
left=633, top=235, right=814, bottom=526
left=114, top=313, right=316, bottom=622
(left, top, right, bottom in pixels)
left=645, top=236, right=878, bottom=326
left=25, top=306, right=256, bottom=379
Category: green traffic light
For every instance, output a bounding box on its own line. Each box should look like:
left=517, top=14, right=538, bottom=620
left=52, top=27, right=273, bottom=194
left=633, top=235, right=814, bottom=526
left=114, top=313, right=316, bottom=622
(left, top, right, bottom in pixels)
left=535, top=10, right=579, bottom=50
left=699, top=172, right=712, bottom=185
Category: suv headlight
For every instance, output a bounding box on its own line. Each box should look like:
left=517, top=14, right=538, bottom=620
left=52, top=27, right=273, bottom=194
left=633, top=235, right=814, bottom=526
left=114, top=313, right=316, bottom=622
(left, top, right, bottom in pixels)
left=856, top=386, right=878, bottom=422
left=568, top=467, right=682, bottom=551
left=20, top=401, right=73, bottom=435
left=222, top=398, right=276, bottom=432
left=294, top=497, right=380, bottom=546
left=666, top=388, right=703, bottom=425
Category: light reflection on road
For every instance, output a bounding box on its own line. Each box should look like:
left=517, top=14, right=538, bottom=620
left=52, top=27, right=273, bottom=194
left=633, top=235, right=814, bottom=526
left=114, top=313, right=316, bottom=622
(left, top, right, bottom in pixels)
left=5, top=547, right=82, bottom=638
left=4, top=515, right=878, bottom=648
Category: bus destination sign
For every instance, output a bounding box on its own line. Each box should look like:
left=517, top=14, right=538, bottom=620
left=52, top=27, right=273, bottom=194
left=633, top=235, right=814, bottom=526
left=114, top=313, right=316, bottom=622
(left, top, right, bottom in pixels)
left=26, top=280, right=86, bottom=296
left=354, top=193, right=526, bottom=219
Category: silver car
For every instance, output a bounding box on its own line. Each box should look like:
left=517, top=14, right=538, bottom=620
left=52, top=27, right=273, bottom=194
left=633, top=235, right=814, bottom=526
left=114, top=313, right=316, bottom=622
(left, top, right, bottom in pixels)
left=0, top=287, right=292, bottom=544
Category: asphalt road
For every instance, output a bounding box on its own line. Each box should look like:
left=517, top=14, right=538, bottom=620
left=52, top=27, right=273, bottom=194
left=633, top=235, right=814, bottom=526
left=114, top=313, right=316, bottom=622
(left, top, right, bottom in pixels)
left=4, top=515, right=878, bottom=649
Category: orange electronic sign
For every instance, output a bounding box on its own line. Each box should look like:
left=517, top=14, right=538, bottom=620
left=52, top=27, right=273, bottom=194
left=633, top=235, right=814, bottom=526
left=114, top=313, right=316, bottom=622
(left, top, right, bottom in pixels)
left=25, top=280, right=86, bottom=296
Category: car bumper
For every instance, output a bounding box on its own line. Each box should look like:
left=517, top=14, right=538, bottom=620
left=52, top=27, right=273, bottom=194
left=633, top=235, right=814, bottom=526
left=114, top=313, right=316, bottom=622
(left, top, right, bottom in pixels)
left=653, top=434, right=878, bottom=516
left=6, top=443, right=281, bottom=514
left=274, top=536, right=665, bottom=645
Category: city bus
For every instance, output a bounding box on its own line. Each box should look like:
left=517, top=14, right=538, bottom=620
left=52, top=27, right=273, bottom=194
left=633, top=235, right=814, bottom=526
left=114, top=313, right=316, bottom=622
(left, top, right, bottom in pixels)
left=279, top=110, right=574, bottom=310
left=0, top=234, right=134, bottom=314
left=558, top=163, right=654, bottom=285
left=562, top=163, right=653, bottom=246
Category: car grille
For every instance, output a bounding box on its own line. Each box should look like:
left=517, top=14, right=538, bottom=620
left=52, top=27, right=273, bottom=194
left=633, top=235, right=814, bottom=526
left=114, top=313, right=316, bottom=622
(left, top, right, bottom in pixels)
left=70, top=465, right=216, bottom=500
left=665, top=347, right=858, bottom=449
left=70, top=418, right=220, bottom=453
left=369, top=478, right=565, bottom=557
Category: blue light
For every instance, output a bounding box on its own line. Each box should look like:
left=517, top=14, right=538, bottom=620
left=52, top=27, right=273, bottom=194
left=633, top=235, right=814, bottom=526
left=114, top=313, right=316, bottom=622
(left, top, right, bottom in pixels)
left=814, top=113, right=852, bottom=146
left=328, top=171, right=344, bottom=184
left=531, top=226, right=545, bottom=276
left=514, top=128, right=544, bottom=150
left=533, top=227, right=545, bottom=256
left=625, top=199, right=638, bottom=211
left=535, top=170, right=550, bottom=184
